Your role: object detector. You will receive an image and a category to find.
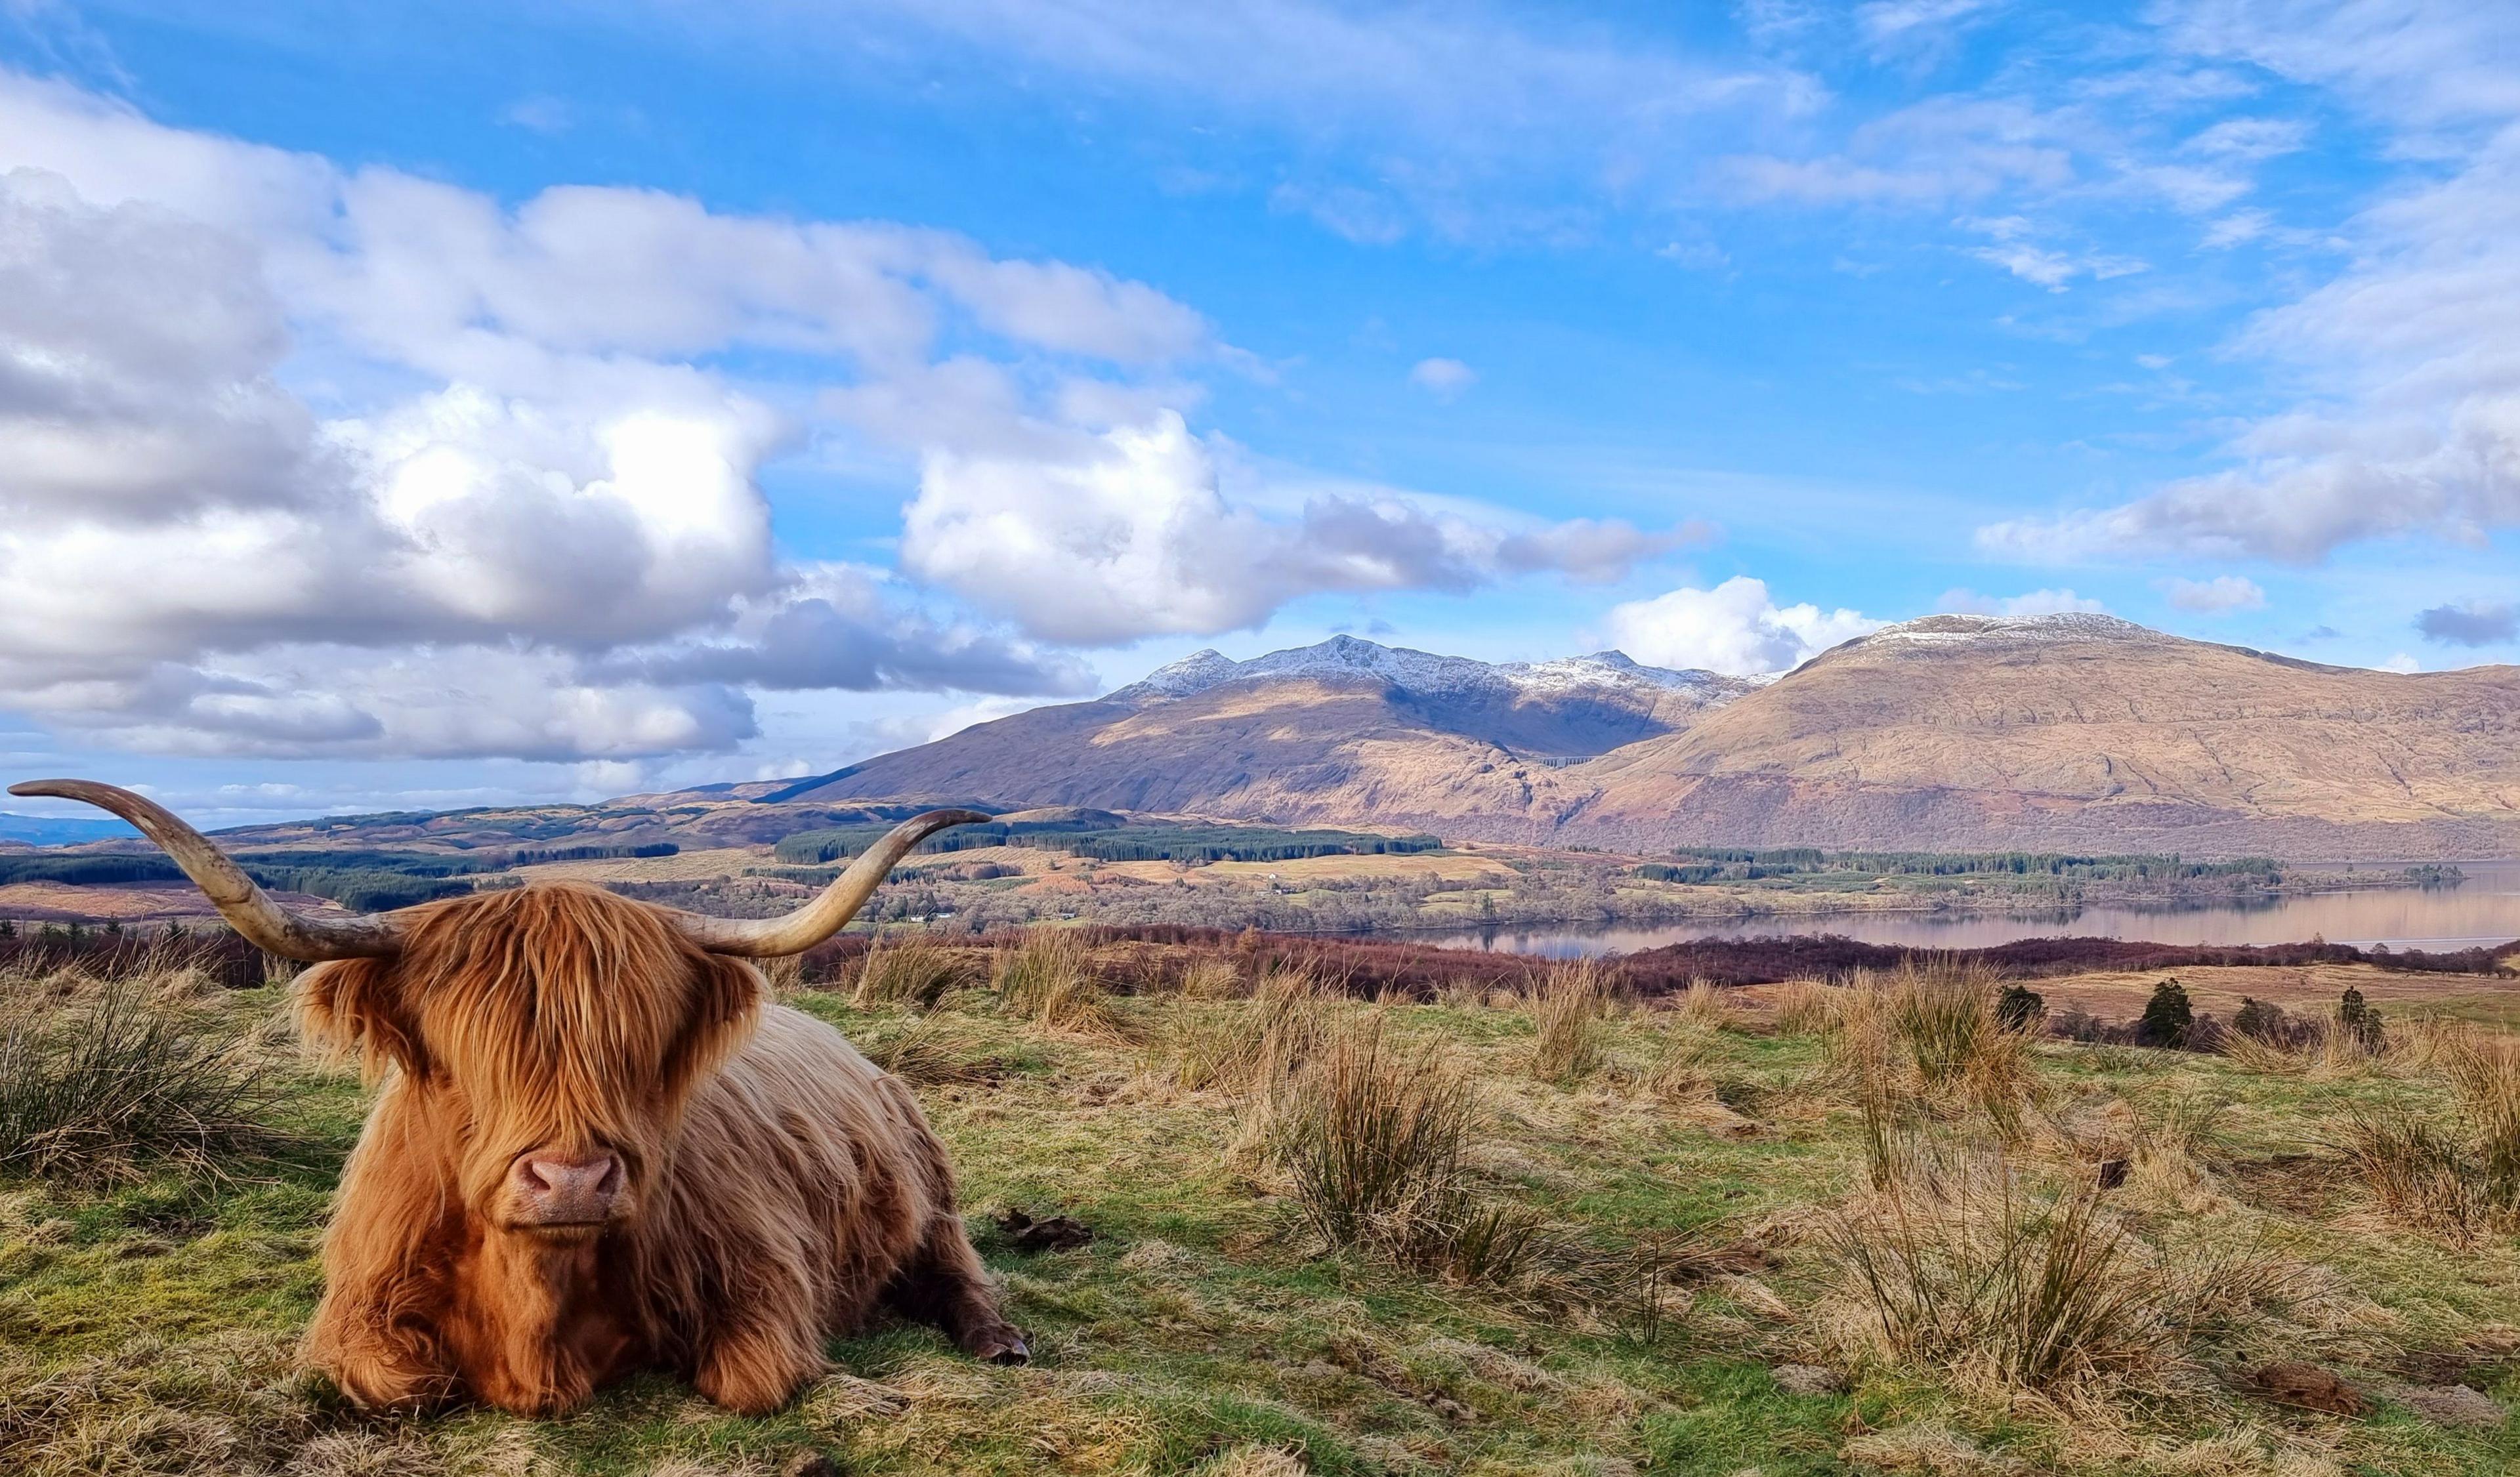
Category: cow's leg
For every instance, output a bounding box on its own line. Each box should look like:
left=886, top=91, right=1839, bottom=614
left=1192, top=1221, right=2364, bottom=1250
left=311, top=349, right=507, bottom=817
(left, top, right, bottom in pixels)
left=692, top=1309, right=825, bottom=1415
left=303, top=1295, right=456, bottom=1410
left=884, top=1215, right=1028, bottom=1364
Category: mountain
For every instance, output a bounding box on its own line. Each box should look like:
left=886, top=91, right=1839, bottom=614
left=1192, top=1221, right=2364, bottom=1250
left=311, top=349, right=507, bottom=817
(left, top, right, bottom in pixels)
left=773, top=619, right=2520, bottom=858
left=1561, top=614, right=2520, bottom=857
left=765, top=634, right=1754, bottom=833
left=0, top=812, right=139, bottom=847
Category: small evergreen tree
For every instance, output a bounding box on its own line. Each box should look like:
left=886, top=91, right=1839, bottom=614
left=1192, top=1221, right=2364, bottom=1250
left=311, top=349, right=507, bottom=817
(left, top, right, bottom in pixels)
left=2233, top=996, right=2284, bottom=1042
left=1996, top=983, right=2046, bottom=1031
left=2336, top=987, right=2385, bottom=1052
left=2140, top=978, right=2194, bottom=1048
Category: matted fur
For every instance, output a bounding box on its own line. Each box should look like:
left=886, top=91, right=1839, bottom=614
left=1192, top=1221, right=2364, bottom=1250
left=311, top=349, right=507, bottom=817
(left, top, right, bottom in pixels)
left=294, top=883, right=1017, bottom=1415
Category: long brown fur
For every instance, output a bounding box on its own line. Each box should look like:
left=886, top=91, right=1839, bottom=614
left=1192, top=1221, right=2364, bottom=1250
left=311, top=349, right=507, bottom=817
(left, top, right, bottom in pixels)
left=295, top=883, right=1017, bottom=1415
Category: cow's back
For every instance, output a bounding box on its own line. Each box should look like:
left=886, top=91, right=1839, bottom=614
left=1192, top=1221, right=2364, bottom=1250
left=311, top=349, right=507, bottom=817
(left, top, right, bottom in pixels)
left=644, top=1005, right=958, bottom=1346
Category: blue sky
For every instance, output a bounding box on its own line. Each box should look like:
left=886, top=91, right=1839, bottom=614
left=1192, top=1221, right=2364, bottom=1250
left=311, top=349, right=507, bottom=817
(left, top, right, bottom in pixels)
left=3, top=1, right=2517, bottom=823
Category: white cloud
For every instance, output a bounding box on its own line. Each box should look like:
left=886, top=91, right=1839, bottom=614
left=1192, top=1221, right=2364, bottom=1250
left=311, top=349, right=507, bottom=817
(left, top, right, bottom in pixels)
left=898, top=412, right=1685, bottom=645
left=2158, top=574, right=2267, bottom=612
left=0, top=72, right=1186, bottom=760
left=1937, top=587, right=2107, bottom=616
left=2380, top=652, right=2422, bottom=674
left=1602, top=576, right=1878, bottom=675
left=1981, top=5, right=2520, bottom=564
left=1409, top=356, right=1477, bottom=397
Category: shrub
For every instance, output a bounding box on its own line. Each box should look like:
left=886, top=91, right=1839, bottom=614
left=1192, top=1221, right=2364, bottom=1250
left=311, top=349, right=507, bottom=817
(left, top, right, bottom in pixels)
left=2335, top=988, right=2385, bottom=1054
left=1528, top=961, right=1606, bottom=1084
left=0, top=984, right=278, bottom=1182
left=1994, top=984, right=2045, bottom=1031
left=2137, top=979, right=2193, bottom=1049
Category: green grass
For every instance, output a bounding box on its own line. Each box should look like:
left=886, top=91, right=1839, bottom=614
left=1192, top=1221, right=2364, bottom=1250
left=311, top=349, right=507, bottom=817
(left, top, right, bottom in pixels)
left=3, top=968, right=2519, bottom=1475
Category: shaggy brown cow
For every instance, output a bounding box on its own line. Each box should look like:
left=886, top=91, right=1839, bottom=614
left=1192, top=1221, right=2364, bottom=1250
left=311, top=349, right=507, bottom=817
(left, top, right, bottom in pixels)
left=11, top=778, right=1025, bottom=1416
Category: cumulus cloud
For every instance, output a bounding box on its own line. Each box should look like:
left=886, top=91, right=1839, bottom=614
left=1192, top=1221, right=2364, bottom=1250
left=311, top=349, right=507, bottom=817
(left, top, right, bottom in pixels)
left=0, top=72, right=1183, bottom=760
left=898, top=413, right=1688, bottom=644
left=1408, top=357, right=1476, bottom=397
left=1937, top=587, right=2106, bottom=616
left=1602, top=576, right=1878, bottom=675
left=2158, top=574, right=2267, bottom=612
left=2415, top=600, right=2519, bottom=646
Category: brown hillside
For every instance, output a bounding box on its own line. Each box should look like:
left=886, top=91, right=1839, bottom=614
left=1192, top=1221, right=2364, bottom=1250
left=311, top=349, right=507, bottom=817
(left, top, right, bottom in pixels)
left=1563, top=614, right=2520, bottom=858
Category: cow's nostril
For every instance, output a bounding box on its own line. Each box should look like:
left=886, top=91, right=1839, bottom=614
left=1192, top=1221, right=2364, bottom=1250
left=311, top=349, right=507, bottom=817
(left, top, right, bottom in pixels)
left=513, top=1152, right=623, bottom=1223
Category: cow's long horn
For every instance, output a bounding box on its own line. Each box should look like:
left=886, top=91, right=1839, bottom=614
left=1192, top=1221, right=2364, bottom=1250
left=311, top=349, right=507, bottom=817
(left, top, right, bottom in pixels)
left=669, top=808, right=989, bottom=958
left=7, top=779, right=405, bottom=960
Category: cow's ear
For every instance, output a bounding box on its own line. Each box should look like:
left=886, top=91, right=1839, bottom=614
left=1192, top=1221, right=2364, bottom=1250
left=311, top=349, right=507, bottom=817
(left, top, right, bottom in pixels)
left=296, top=957, right=427, bottom=1080
left=665, top=953, right=762, bottom=1095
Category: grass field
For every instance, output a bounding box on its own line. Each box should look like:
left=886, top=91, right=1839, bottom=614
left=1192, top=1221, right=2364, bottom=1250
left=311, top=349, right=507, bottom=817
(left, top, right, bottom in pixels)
left=3, top=942, right=2518, bottom=1476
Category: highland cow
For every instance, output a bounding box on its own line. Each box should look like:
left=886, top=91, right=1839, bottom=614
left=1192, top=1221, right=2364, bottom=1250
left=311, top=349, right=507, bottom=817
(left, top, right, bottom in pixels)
left=11, top=779, right=1024, bottom=1416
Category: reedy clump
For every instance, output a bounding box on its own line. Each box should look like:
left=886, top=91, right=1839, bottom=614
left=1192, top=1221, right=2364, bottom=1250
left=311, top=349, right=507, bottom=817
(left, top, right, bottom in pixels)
left=0, top=982, right=280, bottom=1182
left=1527, top=960, right=1607, bottom=1084
left=850, top=933, right=973, bottom=1009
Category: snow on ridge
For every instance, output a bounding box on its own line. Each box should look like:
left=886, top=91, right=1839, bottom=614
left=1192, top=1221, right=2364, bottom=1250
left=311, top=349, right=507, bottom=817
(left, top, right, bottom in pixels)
left=1106, top=635, right=1758, bottom=706
left=1853, top=612, right=2160, bottom=649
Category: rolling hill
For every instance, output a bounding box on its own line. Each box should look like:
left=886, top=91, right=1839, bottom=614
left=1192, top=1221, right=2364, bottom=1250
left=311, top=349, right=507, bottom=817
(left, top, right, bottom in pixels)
left=772, top=617, right=2520, bottom=859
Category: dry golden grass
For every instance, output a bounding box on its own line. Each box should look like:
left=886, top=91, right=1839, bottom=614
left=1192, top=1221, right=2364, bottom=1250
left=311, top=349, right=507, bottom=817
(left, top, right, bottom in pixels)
left=1771, top=976, right=1839, bottom=1035
left=850, top=933, right=974, bottom=1009
left=1526, top=960, right=1607, bottom=1084
left=1671, top=976, right=1732, bottom=1032
left=992, top=931, right=1126, bottom=1039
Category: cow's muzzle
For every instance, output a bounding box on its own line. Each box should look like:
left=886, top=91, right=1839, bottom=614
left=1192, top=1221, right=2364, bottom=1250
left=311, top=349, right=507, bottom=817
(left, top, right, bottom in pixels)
left=507, top=1150, right=625, bottom=1229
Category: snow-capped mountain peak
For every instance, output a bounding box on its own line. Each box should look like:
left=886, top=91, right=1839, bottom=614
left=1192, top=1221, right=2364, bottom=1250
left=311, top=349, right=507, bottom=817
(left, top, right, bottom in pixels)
left=1105, top=636, right=1759, bottom=707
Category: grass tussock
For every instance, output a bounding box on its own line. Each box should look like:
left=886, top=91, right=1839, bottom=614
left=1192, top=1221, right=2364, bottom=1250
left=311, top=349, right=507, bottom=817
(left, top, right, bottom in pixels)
left=1164, top=967, right=1340, bottom=1094
left=850, top=933, right=974, bottom=1009
left=993, top=931, right=1124, bottom=1039
left=1528, top=960, right=1608, bottom=1084
left=1261, top=1013, right=1563, bottom=1289
left=0, top=982, right=279, bottom=1183
left=1832, top=963, right=2038, bottom=1147
left=1770, top=976, right=1839, bottom=1035
left=858, top=1012, right=1000, bottom=1087
left=1671, top=976, right=1732, bottom=1033
left=1821, top=1150, right=2174, bottom=1405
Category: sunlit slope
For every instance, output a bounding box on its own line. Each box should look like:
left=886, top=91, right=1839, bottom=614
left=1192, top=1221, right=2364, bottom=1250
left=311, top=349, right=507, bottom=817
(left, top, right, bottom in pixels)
left=1565, top=614, right=2520, bottom=857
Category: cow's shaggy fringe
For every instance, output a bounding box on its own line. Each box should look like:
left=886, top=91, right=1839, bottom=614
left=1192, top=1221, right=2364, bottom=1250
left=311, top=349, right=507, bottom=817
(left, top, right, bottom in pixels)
left=1528, top=961, right=1607, bottom=1084
left=0, top=981, right=277, bottom=1182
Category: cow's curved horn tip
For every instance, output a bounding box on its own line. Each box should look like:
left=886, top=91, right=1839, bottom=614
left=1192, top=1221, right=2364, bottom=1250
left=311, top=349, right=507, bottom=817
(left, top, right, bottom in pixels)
left=983, top=1338, right=1029, bottom=1366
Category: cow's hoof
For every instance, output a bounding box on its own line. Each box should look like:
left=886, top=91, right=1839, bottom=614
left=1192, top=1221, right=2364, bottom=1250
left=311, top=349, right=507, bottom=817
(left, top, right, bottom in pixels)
left=969, top=1331, right=1029, bottom=1365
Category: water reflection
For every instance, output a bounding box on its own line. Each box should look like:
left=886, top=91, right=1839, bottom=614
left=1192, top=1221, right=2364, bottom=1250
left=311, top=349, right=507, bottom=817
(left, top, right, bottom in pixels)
left=1416, top=860, right=2520, bottom=959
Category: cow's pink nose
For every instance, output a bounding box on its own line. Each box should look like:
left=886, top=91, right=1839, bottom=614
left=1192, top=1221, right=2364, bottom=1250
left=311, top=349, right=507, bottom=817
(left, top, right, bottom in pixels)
left=511, top=1151, right=622, bottom=1224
